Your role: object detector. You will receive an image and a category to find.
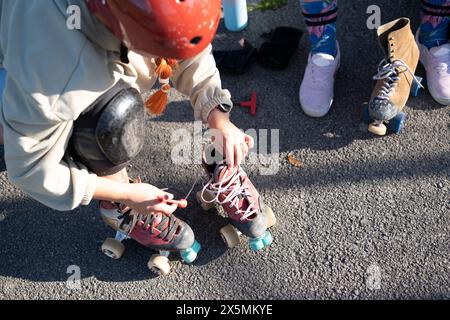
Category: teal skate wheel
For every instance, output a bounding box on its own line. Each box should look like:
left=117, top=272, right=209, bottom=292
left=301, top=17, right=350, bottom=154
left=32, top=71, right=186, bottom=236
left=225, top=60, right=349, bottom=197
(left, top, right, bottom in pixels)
left=191, top=240, right=201, bottom=253
left=180, top=241, right=201, bottom=264
left=249, top=238, right=264, bottom=251
left=410, top=76, right=423, bottom=97
left=387, top=112, right=406, bottom=134
left=249, top=233, right=271, bottom=251
left=261, top=231, right=273, bottom=247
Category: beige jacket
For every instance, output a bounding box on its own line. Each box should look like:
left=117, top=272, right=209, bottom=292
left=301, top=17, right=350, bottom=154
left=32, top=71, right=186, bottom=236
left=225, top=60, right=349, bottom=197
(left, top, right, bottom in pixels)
left=0, top=0, right=232, bottom=211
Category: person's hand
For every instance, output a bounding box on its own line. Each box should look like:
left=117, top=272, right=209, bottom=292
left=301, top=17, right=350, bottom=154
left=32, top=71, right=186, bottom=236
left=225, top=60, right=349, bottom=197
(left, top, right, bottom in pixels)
left=208, top=108, right=255, bottom=168
left=123, top=183, right=178, bottom=216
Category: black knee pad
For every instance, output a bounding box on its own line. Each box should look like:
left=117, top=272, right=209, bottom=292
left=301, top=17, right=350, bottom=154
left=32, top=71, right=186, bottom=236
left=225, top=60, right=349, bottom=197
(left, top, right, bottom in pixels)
left=69, top=81, right=146, bottom=176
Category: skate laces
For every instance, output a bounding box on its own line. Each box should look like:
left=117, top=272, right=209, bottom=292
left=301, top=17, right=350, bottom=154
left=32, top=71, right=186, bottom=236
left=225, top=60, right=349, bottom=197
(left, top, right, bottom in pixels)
left=128, top=211, right=180, bottom=242
left=430, top=56, right=449, bottom=74
left=374, top=59, right=424, bottom=100
left=200, top=167, right=257, bottom=221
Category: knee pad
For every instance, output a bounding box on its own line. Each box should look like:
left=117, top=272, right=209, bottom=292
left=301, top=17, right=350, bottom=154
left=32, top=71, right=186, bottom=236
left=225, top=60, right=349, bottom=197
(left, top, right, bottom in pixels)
left=69, top=81, right=146, bottom=176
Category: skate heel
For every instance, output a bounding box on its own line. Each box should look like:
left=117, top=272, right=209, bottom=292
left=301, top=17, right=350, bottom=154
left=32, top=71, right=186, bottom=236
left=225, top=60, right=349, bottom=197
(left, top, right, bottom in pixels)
left=410, top=76, right=423, bottom=97
left=196, top=190, right=216, bottom=211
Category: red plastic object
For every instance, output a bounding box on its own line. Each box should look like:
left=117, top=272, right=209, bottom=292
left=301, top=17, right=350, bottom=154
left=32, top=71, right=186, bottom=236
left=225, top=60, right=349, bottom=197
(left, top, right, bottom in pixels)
left=240, top=92, right=257, bottom=116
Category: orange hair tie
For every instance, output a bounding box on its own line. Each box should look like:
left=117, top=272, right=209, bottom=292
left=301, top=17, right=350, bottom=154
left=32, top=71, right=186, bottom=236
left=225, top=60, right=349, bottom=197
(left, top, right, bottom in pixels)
left=145, top=58, right=178, bottom=115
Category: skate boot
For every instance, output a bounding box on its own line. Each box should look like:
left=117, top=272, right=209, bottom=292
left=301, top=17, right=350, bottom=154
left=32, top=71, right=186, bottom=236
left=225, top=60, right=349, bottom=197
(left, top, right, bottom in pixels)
left=196, top=147, right=276, bottom=251
left=99, top=200, right=201, bottom=276
left=362, top=18, right=424, bottom=136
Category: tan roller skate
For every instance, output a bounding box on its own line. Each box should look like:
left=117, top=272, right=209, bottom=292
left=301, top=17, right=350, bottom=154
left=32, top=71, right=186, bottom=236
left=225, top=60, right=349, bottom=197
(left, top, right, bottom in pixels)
left=361, top=18, right=424, bottom=136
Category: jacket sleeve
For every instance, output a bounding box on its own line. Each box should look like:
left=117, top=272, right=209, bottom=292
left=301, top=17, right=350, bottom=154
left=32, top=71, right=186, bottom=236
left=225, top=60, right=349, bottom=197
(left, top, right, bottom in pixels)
left=171, top=44, right=233, bottom=123
left=0, top=88, right=97, bottom=211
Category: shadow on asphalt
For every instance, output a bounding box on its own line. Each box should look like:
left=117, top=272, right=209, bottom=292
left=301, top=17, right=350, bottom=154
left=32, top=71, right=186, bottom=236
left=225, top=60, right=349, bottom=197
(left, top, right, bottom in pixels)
left=0, top=146, right=5, bottom=172
left=253, top=151, right=450, bottom=191
left=1, top=148, right=448, bottom=283
left=0, top=185, right=229, bottom=283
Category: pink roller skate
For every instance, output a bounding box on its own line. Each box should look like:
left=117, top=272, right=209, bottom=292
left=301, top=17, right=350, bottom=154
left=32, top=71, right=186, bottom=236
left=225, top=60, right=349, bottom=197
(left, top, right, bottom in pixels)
left=196, top=147, right=276, bottom=251
left=99, top=200, right=200, bottom=276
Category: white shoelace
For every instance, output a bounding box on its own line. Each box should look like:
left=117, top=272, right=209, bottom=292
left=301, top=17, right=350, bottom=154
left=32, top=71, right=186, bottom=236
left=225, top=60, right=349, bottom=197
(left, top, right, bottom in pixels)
left=201, top=168, right=257, bottom=221
left=373, top=59, right=424, bottom=100
left=431, top=57, right=449, bottom=74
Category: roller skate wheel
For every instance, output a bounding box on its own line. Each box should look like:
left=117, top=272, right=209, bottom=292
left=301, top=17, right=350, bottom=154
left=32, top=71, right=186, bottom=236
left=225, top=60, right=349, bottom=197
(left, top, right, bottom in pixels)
left=148, top=254, right=171, bottom=276
left=249, top=231, right=273, bottom=251
left=180, top=240, right=201, bottom=264
left=101, top=238, right=125, bottom=260
left=387, top=112, right=406, bottom=134
left=196, top=191, right=215, bottom=211
left=410, top=76, right=423, bottom=97
left=265, top=206, right=277, bottom=229
left=220, top=225, right=241, bottom=249
left=368, top=123, right=387, bottom=136
left=261, top=231, right=273, bottom=247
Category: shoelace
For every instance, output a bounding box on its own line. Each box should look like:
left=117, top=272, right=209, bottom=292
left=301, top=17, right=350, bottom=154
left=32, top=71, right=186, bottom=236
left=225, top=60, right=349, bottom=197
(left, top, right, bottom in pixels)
left=115, top=204, right=180, bottom=242
left=373, top=58, right=424, bottom=100
left=200, top=167, right=257, bottom=221
left=431, top=54, right=449, bottom=74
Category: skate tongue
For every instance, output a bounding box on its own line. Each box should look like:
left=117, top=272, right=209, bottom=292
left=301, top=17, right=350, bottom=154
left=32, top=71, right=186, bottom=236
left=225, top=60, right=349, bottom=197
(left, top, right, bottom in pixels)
left=311, top=53, right=335, bottom=67
left=430, top=43, right=450, bottom=57
left=214, top=164, right=236, bottom=184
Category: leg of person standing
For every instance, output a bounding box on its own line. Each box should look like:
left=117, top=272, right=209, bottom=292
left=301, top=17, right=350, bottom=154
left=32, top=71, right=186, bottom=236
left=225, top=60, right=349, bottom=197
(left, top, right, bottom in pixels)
left=299, top=0, right=340, bottom=117
left=417, top=0, right=450, bottom=105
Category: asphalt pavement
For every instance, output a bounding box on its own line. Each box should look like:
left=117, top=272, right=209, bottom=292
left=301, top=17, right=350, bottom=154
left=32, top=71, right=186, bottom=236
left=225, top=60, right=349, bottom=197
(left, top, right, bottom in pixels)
left=0, top=0, right=449, bottom=300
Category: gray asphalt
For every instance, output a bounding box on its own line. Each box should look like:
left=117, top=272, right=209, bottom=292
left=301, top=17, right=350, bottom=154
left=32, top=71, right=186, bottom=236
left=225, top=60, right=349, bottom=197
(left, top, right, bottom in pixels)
left=0, top=0, right=449, bottom=300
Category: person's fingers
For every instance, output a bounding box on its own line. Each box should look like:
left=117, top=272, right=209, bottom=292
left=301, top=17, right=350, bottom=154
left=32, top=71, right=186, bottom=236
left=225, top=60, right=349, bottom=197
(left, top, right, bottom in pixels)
left=225, top=139, right=234, bottom=168
left=234, top=143, right=242, bottom=167
left=241, top=141, right=249, bottom=158
left=151, top=203, right=177, bottom=216
left=245, top=134, right=255, bottom=149
left=162, top=192, right=174, bottom=201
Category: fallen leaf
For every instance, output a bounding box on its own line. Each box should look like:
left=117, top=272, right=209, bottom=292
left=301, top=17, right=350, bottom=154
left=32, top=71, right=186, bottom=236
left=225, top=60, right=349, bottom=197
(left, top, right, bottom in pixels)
left=287, top=154, right=304, bottom=168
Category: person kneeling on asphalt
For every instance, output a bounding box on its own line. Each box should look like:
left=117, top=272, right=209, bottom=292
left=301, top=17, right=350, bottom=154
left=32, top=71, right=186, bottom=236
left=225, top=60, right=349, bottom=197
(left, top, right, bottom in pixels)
left=0, top=1, right=254, bottom=220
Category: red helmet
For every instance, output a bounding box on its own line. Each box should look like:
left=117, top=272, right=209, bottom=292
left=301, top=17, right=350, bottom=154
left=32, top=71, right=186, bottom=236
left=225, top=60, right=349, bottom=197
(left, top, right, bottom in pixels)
left=87, top=0, right=222, bottom=59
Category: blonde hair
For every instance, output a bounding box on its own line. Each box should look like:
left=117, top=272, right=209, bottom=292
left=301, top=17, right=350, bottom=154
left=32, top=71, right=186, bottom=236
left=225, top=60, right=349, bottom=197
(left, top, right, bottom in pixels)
left=144, top=58, right=178, bottom=115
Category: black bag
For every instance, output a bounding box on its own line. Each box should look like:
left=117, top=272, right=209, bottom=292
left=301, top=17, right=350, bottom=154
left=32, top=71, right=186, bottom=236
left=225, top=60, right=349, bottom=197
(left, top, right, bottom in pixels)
left=256, top=26, right=303, bottom=70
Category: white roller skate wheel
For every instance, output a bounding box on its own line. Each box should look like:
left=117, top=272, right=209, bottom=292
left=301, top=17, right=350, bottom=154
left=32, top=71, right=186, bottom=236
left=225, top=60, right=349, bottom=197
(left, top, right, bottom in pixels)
left=220, top=225, right=241, bottom=249
left=368, top=123, right=387, bottom=136
left=101, top=238, right=125, bottom=260
left=196, top=190, right=215, bottom=211
left=265, top=206, right=277, bottom=229
left=148, top=254, right=171, bottom=276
